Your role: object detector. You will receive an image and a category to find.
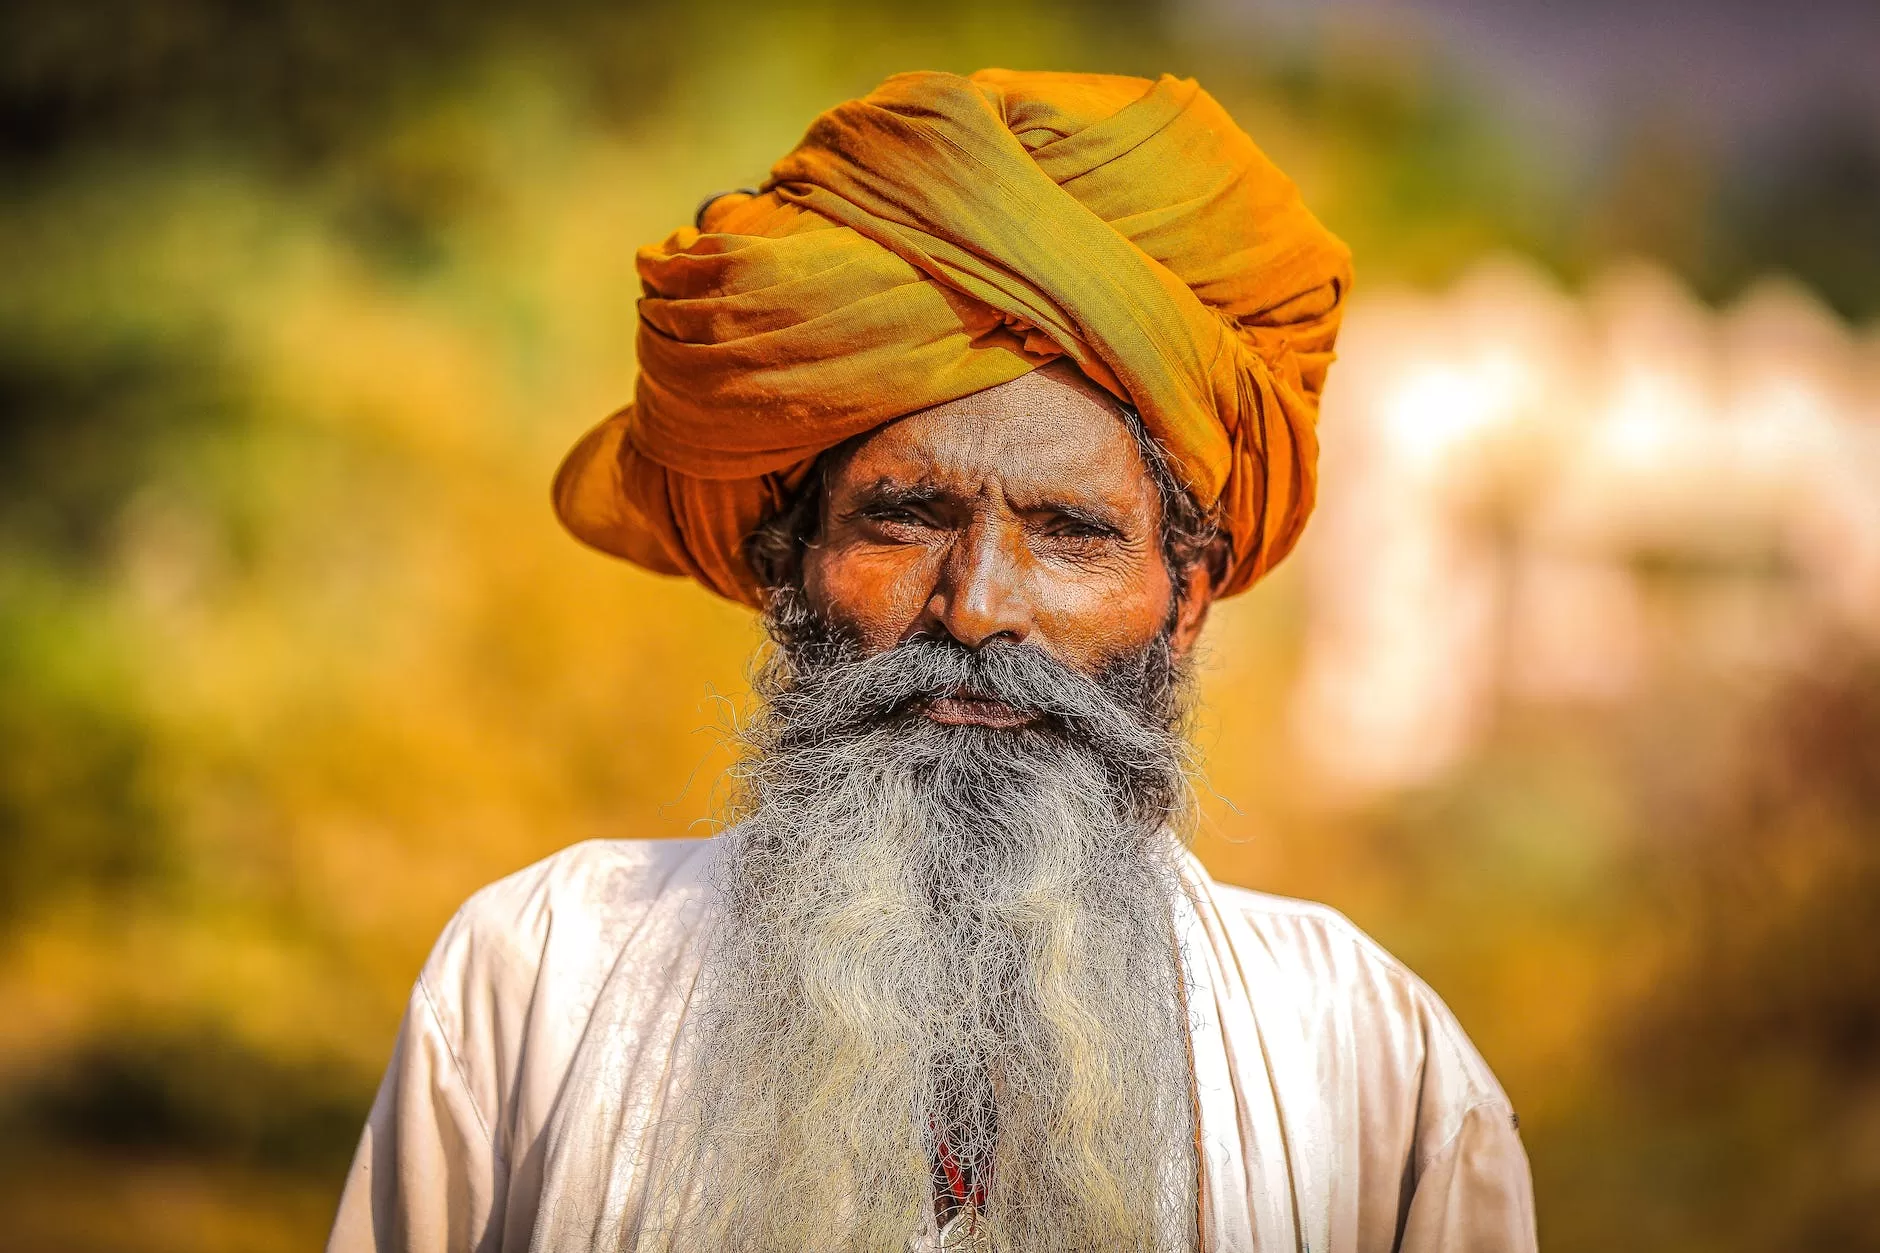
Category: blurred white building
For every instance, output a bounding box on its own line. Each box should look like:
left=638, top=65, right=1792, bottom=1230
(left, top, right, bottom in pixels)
left=1292, top=259, right=1880, bottom=792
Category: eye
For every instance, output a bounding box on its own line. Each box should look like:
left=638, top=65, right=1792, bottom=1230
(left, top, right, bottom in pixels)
left=862, top=505, right=933, bottom=528
left=1051, top=521, right=1110, bottom=539
left=1039, top=515, right=1120, bottom=542
left=851, top=501, right=947, bottom=542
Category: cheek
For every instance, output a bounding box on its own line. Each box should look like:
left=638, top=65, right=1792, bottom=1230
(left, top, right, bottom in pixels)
left=1033, top=553, right=1174, bottom=666
left=803, top=543, right=937, bottom=651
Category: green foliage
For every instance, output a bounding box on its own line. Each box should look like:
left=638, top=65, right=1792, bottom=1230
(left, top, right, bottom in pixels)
left=4, top=1023, right=365, bottom=1173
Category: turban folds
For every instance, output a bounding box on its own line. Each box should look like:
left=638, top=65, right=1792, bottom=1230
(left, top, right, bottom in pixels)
left=554, top=69, right=1352, bottom=606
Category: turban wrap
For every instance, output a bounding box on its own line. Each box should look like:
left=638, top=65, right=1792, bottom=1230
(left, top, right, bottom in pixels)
left=553, top=69, right=1352, bottom=606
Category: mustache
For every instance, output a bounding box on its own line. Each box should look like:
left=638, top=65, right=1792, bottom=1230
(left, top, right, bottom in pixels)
left=761, top=630, right=1185, bottom=757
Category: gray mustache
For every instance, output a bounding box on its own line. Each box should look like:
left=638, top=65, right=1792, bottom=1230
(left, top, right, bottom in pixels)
left=772, top=637, right=1168, bottom=740
left=804, top=637, right=1089, bottom=714
left=753, top=636, right=1192, bottom=821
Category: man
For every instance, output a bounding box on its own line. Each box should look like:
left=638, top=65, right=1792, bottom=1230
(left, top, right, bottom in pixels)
left=328, top=70, right=1537, bottom=1252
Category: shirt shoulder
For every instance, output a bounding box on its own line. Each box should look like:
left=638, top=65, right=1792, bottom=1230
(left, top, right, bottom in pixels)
left=433, top=837, right=717, bottom=975
left=1212, top=882, right=1514, bottom=1167
left=415, top=838, right=719, bottom=1161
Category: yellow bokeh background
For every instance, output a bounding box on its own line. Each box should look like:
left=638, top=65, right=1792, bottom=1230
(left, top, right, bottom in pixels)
left=3, top=3, right=1877, bottom=1249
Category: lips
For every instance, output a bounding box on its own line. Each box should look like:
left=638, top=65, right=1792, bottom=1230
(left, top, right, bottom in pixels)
left=922, top=690, right=1037, bottom=729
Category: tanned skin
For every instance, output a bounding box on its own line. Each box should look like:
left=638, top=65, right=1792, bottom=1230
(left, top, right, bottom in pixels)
left=802, top=360, right=1217, bottom=728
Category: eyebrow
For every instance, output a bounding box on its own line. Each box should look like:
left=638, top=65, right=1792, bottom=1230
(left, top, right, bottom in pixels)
left=845, top=480, right=1131, bottom=532
left=845, top=479, right=949, bottom=511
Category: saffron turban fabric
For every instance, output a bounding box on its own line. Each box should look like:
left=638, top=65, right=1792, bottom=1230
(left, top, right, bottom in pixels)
left=553, top=69, right=1353, bottom=606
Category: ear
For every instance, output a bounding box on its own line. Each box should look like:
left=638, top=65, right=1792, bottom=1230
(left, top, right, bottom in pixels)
left=1168, top=540, right=1225, bottom=659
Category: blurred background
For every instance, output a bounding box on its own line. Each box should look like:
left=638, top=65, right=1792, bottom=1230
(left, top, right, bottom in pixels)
left=2, top=0, right=1876, bottom=1248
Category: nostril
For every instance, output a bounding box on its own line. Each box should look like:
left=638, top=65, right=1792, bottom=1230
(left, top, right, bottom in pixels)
left=942, top=619, right=1025, bottom=651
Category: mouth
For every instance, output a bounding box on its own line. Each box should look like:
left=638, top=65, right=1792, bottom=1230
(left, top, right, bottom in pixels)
left=922, top=690, right=1038, bottom=729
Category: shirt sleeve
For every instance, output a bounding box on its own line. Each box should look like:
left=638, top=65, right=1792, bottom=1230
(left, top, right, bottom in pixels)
left=1397, top=1100, right=1538, bottom=1253
left=325, top=973, right=501, bottom=1253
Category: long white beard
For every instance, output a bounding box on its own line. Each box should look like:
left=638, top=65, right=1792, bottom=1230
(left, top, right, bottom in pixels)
left=636, top=630, right=1201, bottom=1252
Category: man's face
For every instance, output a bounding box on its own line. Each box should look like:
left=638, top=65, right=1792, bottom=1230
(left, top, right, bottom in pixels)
left=802, top=361, right=1212, bottom=726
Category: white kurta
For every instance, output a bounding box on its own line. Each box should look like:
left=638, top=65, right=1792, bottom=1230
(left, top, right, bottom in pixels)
left=327, top=837, right=1537, bottom=1252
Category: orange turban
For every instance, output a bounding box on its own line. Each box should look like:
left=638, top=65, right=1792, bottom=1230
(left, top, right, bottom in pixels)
left=554, top=69, right=1351, bottom=606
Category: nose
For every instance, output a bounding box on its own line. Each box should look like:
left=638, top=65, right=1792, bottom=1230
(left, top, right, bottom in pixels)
left=925, top=517, right=1033, bottom=649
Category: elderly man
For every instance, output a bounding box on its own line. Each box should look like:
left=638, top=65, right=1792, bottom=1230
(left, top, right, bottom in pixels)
left=327, top=70, right=1537, bottom=1252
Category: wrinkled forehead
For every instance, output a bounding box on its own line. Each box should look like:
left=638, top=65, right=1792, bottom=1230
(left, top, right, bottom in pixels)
left=826, top=364, right=1161, bottom=517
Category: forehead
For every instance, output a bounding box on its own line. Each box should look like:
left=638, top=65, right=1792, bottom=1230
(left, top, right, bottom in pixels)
left=830, top=365, right=1157, bottom=510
